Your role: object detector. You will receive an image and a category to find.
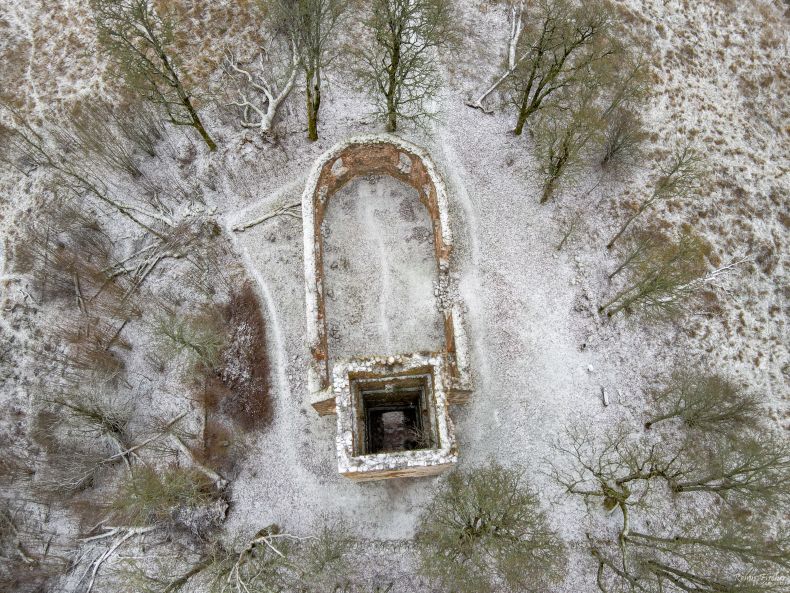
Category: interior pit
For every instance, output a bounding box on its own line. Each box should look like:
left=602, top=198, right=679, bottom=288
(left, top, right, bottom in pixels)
left=352, top=372, right=437, bottom=455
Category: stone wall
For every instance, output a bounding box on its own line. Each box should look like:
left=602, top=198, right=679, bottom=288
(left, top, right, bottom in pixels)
left=332, top=353, right=457, bottom=481
left=300, top=135, right=472, bottom=480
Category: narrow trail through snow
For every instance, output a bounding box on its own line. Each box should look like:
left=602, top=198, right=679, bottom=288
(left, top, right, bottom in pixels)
left=364, top=182, right=393, bottom=353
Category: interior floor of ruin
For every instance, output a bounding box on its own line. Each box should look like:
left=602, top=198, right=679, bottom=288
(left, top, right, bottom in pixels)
left=323, top=175, right=444, bottom=367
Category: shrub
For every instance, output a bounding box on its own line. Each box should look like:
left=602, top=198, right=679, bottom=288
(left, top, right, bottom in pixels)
left=195, top=282, right=272, bottom=435
left=108, top=466, right=220, bottom=529
left=118, top=522, right=356, bottom=593
left=416, top=464, right=565, bottom=593
left=0, top=436, right=34, bottom=485
left=645, top=370, right=761, bottom=433
left=154, top=310, right=226, bottom=371
left=215, top=283, right=272, bottom=431
left=196, top=419, right=238, bottom=477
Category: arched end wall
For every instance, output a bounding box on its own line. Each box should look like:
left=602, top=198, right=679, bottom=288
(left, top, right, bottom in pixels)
left=301, top=135, right=472, bottom=414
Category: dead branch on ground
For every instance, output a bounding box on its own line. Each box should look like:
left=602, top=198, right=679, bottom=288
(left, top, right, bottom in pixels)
left=232, top=201, right=301, bottom=232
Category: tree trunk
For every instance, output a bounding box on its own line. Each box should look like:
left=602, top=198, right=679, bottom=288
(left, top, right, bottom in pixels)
left=306, top=86, right=319, bottom=141
left=386, top=35, right=401, bottom=133
left=387, top=102, right=397, bottom=132
left=541, top=175, right=558, bottom=203
left=598, top=285, right=636, bottom=316
left=513, top=55, right=541, bottom=135
left=162, top=556, right=215, bottom=593
left=161, top=47, right=216, bottom=152
left=304, top=63, right=322, bottom=142
left=607, top=201, right=650, bottom=249
left=514, top=90, right=531, bottom=136
left=608, top=250, right=640, bottom=280
left=541, top=145, right=569, bottom=203
left=644, top=411, right=679, bottom=430
left=194, top=122, right=217, bottom=152
left=184, top=97, right=216, bottom=151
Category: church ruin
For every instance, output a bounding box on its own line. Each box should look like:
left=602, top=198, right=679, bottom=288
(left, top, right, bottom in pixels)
left=301, top=135, right=472, bottom=481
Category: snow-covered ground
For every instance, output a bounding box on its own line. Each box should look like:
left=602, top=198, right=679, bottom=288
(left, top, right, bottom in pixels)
left=0, top=0, right=787, bottom=591
left=323, top=176, right=444, bottom=364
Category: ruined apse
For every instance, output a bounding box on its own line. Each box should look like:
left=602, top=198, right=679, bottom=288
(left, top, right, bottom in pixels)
left=301, top=135, right=473, bottom=481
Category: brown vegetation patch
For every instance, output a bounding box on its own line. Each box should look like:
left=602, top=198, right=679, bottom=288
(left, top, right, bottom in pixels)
left=197, top=418, right=239, bottom=478
left=199, top=282, right=272, bottom=433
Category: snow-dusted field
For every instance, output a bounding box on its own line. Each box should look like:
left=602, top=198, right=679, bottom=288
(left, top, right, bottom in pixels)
left=0, top=0, right=787, bottom=591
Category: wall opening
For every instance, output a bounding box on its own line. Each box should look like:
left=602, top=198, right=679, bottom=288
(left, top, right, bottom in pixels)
left=352, top=372, right=437, bottom=455
left=365, top=392, right=422, bottom=454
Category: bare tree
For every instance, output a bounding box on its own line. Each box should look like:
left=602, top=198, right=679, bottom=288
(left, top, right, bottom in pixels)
left=37, top=96, right=165, bottom=177
left=592, top=531, right=787, bottom=593
left=0, top=104, right=174, bottom=234
left=36, top=446, right=110, bottom=495
left=416, top=463, right=566, bottom=593
left=600, top=107, right=646, bottom=170
left=34, top=396, right=190, bottom=497
left=226, top=41, right=299, bottom=135
left=112, top=95, right=167, bottom=156
left=596, top=52, right=649, bottom=171
left=669, top=433, right=790, bottom=506
left=645, top=371, right=761, bottom=433
left=153, top=309, right=227, bottom=371
left=627, top=508, right=790, bottom=575
left=532, top=88, right=604, bottom=202
left=271, top=0, right=346, bottom=140
left=357, top=0, right=456, bottom=132
left=606, top=227, right=664, bottom=281
left=90, top=0, right=217, bottom=150
left=49, top=389, right=135, bottom=464
left=466, top=0, right=526, bottom=112
left=599, top=229, right=708, bottom=318
left=593, top=45, right=649, bottom=116
left=508, top=0, right=615, bottom=135
left=552, top=423, right=683, bottom=571
left=107, top=466, right=224, bottom=532
left=554, top=423, right=789, bottom=593
left=57, top=100, right=145, bottom=177
left=607, top=144, right=703, bottom=249
left=112, top=523, right=354, bottom=593
left=588, top=479, right=790, bottom=593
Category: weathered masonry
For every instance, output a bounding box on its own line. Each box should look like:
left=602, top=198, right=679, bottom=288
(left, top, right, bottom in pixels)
left=301, top=135, right=472, bottom=481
